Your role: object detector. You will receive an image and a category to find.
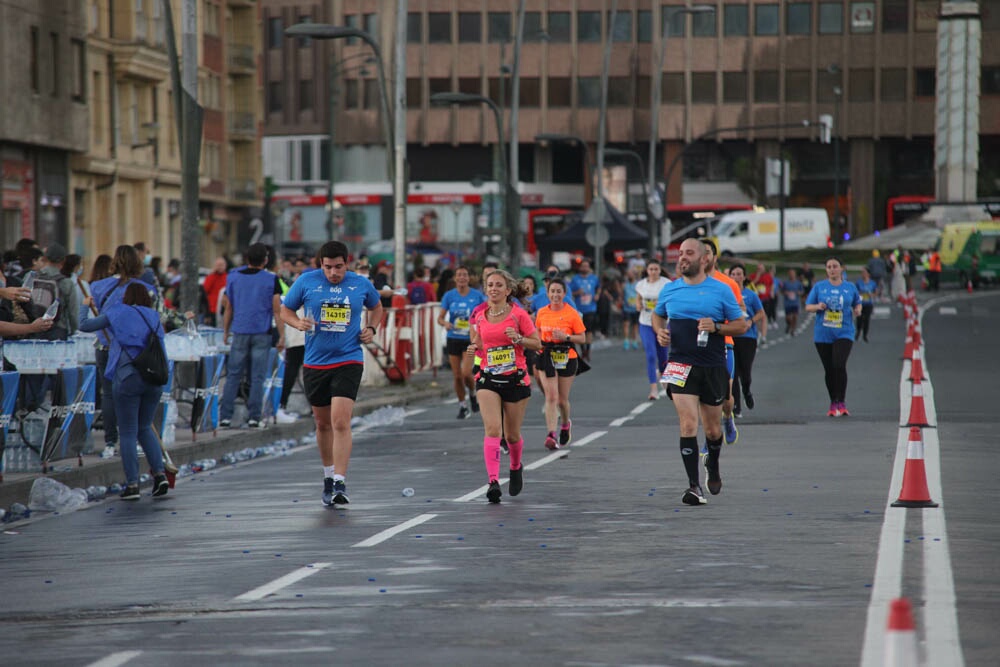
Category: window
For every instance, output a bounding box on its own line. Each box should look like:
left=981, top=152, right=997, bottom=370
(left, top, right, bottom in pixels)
left=983, top=67, right=1000, bottom=95
left=784, top=70, right=810, bottom=102
left=787, top=3, right=812, bottom=35
left=268, top=81, right=282, bottom=113
left=636, top=76, right=650, bottom=107
left=548, top=12, right=570, bottom=42
left=92, top=71, right=103, bottom=143
left=268, top=17, right=282, bottom=49
left=850, top=1, right=876, bottom=33
left=754, top=70, right=779, bottom=103
left=364, top=14, right=378, bottom=42
left=724, top=4, right=749, bottom=36
left=428, top=13, right=450, bottom=43
left=577, top=77, right=602, bottom=107
left=578, top=11, right=601, bottom=42
left=881, top=68, right=907, bottom=101
left=301, top=140, right=313, bottom=181
left=817, top=68, right=841, bottom=102
left=487, top=78, right=511, bottom=106
left=299, top=79, right=313, bottom=111
left=363, top=79, right=380, bottom=109
left=343, top=79, right=359, bottom=108
left=914, top=68, right=935, bottom=97
left=883, top=1, right=908, bottom=33
left=519, top=77, right=540, bottom=107
left=135, top=0, right=146, bottom=40
left=662, top=73, right=683, bottom=103
left=819, top=3, right=843, bottom=34
left=548, top=77, right=571, bottom=107
left=523, top=12, right=543, bottom=41
left=755, top=5, right=779, bottom=36
left=608, top=77, right=632, bottom=105
left=663, top=6, right=686, bottom=37
left=458, top=77, right=480, bottom=95
left=691, top=73, right=716, bottom=104
left=407, top=12, right=422, bottom=42
left=50, top=32, right=59, bottom=97
left=429, top=77, right=452, bottom=97
left=609, top=11, right=632, bottom=41
left=319, top=140, right=330, bottom=181
left=637, top=10, right=652, bottom=42
left=459, top=12, right=481, bottom=42
left=72, top=39, right=86, bottom=102
left=30, top=27, right=40, bottom=93
left=693, top=11, right=716, bottom=37
left=295, top=15, right=312, bottom=46
left=151, top=0, right=164, bottom=45
left=204, top=2, right=220, bottom=36
left=849, top=69, right=874, bottom=102
left=406, top=78, right=422, bottom=107
left=723, top=72, right=747, bottom=103
left=344, top=15, right=359, bottom=45
left=488, top=11, right=511, bottom=42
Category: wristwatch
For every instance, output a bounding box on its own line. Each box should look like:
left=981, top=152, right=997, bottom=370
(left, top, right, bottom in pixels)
left=714, top=322, right=721, bottom=334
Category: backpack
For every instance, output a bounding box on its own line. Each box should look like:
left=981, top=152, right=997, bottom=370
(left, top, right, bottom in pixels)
left=122, top=307, right=169, bottom=386
left=408, top=282, right=428, bottom=305
left=27, top=273, right=68, bottom=340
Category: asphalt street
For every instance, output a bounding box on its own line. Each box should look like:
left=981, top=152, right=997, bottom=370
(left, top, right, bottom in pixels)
left=0, top=291, right=996, bottom=666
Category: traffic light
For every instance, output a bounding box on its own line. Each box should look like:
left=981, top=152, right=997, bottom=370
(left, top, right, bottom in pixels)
left=818, top=114, right=833, bottom=144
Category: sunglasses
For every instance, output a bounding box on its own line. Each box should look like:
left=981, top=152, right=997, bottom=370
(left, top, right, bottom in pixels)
left=357, top=265, right=370, bottom=270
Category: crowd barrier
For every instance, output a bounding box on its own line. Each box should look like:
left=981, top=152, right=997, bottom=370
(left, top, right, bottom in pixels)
left=364, top=302, right=445, bottom=386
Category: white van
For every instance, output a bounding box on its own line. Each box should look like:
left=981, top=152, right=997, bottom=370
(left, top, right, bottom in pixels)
left=711, top=208, right=831, bottom=255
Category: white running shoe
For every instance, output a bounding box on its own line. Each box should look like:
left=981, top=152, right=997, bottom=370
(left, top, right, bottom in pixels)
left=276, top=408, right=299, bottom=424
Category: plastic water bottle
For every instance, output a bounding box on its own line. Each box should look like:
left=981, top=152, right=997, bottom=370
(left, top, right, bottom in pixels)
left=697, top=329, right=709, bottom=347
left=43, top=299, right=60, bottom=320
left=21, top=274, right=34, bottom=292
left=401, top=487, right=415, bottom=497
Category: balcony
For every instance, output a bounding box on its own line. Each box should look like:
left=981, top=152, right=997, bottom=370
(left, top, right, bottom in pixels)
left=228, top=43, right=256, bottom=74
left=229, top=178, right=258, bottom=202
left=228, top=111, right=257, bottom=140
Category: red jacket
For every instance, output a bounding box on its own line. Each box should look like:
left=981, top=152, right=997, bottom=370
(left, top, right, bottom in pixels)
left=203, top=271, right=228, bottom=314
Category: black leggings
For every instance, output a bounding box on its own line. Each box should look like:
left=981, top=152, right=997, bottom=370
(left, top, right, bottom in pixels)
left=280, top=345, right=305, bottom=409
left=855, top=304, right=873, bottom=340
left=815, top=339, right=853, bottom=403
left=731, top=337, right=757, bottom=411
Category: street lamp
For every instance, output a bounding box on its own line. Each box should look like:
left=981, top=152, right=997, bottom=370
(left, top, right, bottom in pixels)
left=534, top=133, right=594, bottom=204
left=431, top=92, right=515, bottom=269
left=650, top=4, right=715, bottom=257
left=828, top=63, right=844, bottom=241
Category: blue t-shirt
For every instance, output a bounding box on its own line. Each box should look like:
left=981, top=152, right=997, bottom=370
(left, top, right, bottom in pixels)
left=282, top=270, right=381, bottom=368
left=739, top=288, right=763, bottom=340
left=622, top=280, right=638, bottom=314
left=568, top=273, right=600, bottom=314
left=654, top=277, right=744, bottom=367
left=806, top=280, right=861, bottom=343
left=530, top=291, right=577, bottom=313
left=439, top=288, right=486, bottom=340
left=90, top=276, right=155, bottom=346
left=855, top=278, right=878, bottom=305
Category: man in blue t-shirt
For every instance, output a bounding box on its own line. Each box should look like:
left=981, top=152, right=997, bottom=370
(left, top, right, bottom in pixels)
left=651, top=239, right=746, bottom=507
left=281, top=241, right=383, bottom=507
left=568, top=260, right=600, bottom=361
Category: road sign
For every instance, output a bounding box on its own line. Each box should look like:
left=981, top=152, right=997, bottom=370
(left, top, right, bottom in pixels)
left=585, top=223, right=610, bottom=248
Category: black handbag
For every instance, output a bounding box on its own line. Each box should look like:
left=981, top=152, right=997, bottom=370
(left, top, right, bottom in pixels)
left=124, top=307, right=169, bottom=386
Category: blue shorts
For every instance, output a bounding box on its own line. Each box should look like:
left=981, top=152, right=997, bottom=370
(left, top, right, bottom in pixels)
left=726, top=346, right=735, bottom=379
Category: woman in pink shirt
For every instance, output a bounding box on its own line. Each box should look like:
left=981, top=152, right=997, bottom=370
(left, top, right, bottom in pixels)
left=469, top=270, right=541, bottom=504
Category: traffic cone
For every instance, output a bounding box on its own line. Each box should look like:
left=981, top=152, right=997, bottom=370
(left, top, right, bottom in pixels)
left=883, top=597, right=919, bottom=666
left=967, top=280, right=974, bottom=293
left=892, top=427, right=938, bottom=508
left=908, top=351, right=925, bottom=382
left=905, top=382, right=932, bottom=427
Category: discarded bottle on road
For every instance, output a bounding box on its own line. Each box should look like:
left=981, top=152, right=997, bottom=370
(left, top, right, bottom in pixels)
left=401, top=487, right=415, bottom=497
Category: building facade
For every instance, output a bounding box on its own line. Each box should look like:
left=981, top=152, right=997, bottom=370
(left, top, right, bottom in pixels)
left=262, top=1, right=1000, bottom=260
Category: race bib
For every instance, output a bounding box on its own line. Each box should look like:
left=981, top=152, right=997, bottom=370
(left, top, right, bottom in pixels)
left=319, top=302, right=351, bottom=332
left=579, top=293, right=593, bottom=305
left=861, top=292, right=872, bottom=303
left=550, top=349, right=569, bottom=369
left=486, top=345, right=516, bottom=374
left=644, top=298, right=657, bottom=311
left=661, top=361, right=693, bottom=387
left=823, top=310, right=843, bottom=328
left=627, top=295, right=637, bottom=308
left=453, top=317, right=470, bottom=336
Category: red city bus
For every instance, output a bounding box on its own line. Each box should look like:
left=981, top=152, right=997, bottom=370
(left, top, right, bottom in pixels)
left=885, top=195, right=935, bottom=229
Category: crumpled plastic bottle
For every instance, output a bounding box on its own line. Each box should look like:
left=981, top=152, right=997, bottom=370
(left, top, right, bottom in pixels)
left=401, top=487, right=415, bottom=497
left=28, top=478, right=88, bottom=513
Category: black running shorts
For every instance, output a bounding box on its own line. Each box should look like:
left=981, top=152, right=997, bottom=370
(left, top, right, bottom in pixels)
left=446, top=338, right=472, bottom=357
left=538, top=349, right=579, bottom=378
left=476, top=373, right=531, bottom=403
left=665, top=365, right=729, bottom=406
left=303, top=364, right=364, bottom=405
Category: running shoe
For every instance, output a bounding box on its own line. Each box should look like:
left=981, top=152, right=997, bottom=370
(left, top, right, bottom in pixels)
left=682, top=485, right=707, bottom=506
left=744, top=392, right=755, bottom=410
left=544, top=432, right=558, bottom=450
left=332, top=480, right=350, bottom=505
left=247, top=419, right=266, bottom=429
left=486, top=480, right=502, bottom=504
left=508, top=466, right=523, bottom=496
left=457, top=405, right=470, bottom=420
left=120, top=484, right=140, bottom=501
left=827, top=403, right=840, bottom=417
left=723, top=416, right=739, bottom=445
left=219, top=419, right=232, bottom=429
left=322, top=478, right=335, bottom=506
left=276, top=408, right=299, bottom=424
left=838, top=402, right=850, bottom=417
left=733, top=408, right=742, bottom=419
left=500, top=438, right=508, bottom=454
left=704, top=458, right=722, bottom=495
left=470, top=394, right=479, bottom=413
left=559, top=420, right=572, bottom=447
left=152, top=474, right=169, bottom=497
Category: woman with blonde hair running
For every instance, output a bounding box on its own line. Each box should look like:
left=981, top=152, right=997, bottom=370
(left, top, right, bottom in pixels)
left=534, top=277, right=587, bottom=450
left=469, top=270, right=541, bottom=504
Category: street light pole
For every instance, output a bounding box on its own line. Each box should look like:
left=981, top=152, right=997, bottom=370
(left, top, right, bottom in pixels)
left=593, top=0, right=619, bottom=278
left=326, top=53, right=374, bottom=242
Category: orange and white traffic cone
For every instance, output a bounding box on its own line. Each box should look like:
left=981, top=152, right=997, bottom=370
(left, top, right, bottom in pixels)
left=905, top=382, right=933, bottom=428
left=883, top=597, right=919, bottom=666
left=908, top=351, right=925, bottom=382
left=892, top=427, right=938, bottom=508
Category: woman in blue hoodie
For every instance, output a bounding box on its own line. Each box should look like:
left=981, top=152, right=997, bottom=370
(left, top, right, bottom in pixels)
left=80, top=282, right=168, bottom=500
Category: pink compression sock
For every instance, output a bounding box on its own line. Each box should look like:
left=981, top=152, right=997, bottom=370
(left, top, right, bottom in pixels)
left=507, top=438, right=524, bottom=471
left=483, top=436, right=502, bottom=481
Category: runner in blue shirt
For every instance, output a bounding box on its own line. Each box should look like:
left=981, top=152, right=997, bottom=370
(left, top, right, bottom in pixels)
left=281, top=241, right=383, bottom=506
left=436, top=266, right=486, bottom=419
left=854, top=266, right=878, bottom=343
left=727, top=264, right=767, bottom=418
left=778, top=269, right=804, bottom=335
left=568, top=260, right=600, bottom=361
left=652, top=239, right=746, bottom=506
left=805, top=257, right=863, bottom=418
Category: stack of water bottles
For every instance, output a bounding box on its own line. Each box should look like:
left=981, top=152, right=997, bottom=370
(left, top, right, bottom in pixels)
left=165, top=319, right=208, bottom=361
left=2, top=442, right=42, bottom=473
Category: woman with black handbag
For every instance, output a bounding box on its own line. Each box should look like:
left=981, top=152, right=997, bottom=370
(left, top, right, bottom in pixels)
left=468, top=270, right=541, bottom=504
left=79, top=283, right=169, bottom=500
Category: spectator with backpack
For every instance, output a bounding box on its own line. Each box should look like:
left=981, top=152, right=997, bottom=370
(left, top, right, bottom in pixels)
left=406, top=266, right=435, bottom=305
left=26, top=243, right=78, bottom=340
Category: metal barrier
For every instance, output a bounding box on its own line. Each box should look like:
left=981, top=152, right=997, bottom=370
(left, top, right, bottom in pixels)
left=362, top=303, right=445, bottom=387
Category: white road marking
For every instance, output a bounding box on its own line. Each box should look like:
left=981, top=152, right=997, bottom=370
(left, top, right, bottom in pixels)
left=939, top=306, right=957, bottom=315
left=405, top=408, right=427, bottom=417
left=233, top=562, right=331, bottom=601
left=611, top=400, right=656, bottom=426
left=352, top=513, right=437, bottom=548
left=84, top=652, right=143, bottom=667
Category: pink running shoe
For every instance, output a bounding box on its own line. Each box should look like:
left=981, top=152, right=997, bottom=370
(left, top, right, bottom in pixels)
left=544, top=432, right=558, bottom=450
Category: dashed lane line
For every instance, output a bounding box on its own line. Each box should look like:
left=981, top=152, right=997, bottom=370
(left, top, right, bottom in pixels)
left=233, top=562, right=332, bottom=601
left=84, top=652, right=143, bottom=667
left=352, top=513, right=438, bottom=548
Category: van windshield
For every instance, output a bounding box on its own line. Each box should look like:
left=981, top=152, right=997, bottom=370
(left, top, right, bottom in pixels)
left=715, top=221, right=738, bottom=237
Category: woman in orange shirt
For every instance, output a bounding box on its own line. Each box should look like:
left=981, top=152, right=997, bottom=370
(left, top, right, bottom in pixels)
left=534, top=278, right=587, bottom=449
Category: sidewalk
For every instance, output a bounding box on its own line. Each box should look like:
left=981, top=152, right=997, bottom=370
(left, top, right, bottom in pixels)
left=0, top=368, right=450, bottom=513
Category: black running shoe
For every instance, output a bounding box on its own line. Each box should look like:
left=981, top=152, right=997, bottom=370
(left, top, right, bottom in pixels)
left=152, top=474, right=169, bottom=497
left=486, top=480, right=502, bottom=504
left=500, top=438, right=508, bottom=454
left=744, top=392, right=755, bottom=410
left=120, top=484, right=140, bottom=501
left=457, top=405, right=470, bottom=420
left=705, top=458, right=722, bottom=495
left=333, top=480, right=350, bottom=504
left=470, top=394, right=479, bottom=413
left=508, top=466, right=523, bottom=496
left=322, top=478, right=335, bottom=506
left=558, top=420, right=572, bottom=447
left=682, top=485, right=707, bottom=506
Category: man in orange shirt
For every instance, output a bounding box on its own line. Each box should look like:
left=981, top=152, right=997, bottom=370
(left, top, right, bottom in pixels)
left=701, top=240, right=750, bottom=446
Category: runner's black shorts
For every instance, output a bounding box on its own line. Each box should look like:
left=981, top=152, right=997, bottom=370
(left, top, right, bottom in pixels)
left=476, top=372, right=531, bottom=403
left=582, top=311, right=599, bottom=332
left=538, top=349, right=579, bottom=378
left=446, top=338, right=472, bottom=357
left=665, top=365, right=729, bottom=406
left=303, top=364, right=364, bottom=405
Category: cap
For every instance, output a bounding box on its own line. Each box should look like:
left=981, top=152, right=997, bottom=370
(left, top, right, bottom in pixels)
left=45, top=243, right=67, bottom=263
left=377, top=260, right=393, bottom=270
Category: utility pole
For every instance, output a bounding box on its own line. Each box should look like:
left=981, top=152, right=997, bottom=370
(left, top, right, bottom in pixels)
left=327, top=54, right=339, bottom=241
left=507, top=0, right=526, bottom=274
left=392, top=0, right=407, bottom=290
left=592, top=0, right=618, bottom=278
